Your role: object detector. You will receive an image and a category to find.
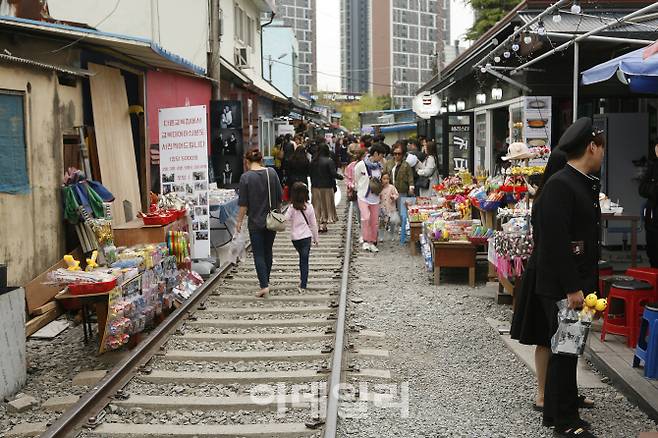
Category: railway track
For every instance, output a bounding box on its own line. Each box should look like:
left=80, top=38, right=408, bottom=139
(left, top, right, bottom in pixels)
left=13, top=199, right=389, bottom=438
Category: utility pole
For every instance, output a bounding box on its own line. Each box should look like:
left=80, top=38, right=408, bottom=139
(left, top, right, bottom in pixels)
left=208, top=0, right=221, bottom=100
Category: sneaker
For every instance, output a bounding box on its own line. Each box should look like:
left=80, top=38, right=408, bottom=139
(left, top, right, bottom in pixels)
left=369, top=244, right=379, bottom=253
left=359, top=236, right=364, bottom=244
left=298, top=287, right=307, bottom=293
left=378, top=234, right=384, bottom=242
left=362, top=242, right=371, bottom=251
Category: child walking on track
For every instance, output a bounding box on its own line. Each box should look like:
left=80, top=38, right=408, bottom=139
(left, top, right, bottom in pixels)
left=285, top=182, right=319, bottom=292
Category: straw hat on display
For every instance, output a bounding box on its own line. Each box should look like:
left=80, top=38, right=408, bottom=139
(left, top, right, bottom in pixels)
left=502, top=142, right=533, bottom=161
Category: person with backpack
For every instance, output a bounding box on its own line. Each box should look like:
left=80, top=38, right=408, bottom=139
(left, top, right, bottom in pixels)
left=353, top=143, right=387, bottom=253
left=285, top=182, right=319, bottom=292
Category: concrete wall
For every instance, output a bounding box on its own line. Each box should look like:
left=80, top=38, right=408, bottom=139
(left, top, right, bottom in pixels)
left=371, top=0, right=391, bottom=97
left=47, top=0, right=209, bottom=71
left=0, top=38, right=83, bottom=286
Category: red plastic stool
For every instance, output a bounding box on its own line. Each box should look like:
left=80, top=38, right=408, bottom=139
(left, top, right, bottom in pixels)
left=601, top=279, right=654, bottom=348
left=626, top=267, right=658, bottom=298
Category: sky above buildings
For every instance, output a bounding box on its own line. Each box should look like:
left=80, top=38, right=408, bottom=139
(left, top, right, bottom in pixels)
left=316, top=0, right=474, bottom=92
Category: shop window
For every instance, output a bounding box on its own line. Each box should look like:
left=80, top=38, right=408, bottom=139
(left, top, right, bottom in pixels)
left=0, top=92, right=29, bottom=194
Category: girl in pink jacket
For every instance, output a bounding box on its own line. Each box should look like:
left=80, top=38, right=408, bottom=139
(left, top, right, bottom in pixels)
left=285, top=182, right=319, bottom=292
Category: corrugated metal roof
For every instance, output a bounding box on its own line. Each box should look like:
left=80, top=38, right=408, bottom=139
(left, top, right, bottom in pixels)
left=0, top=15, right=206, bottom=75
left=519, top=11, right=658, bottom=33
left=0, top=52, right=92, bottom=76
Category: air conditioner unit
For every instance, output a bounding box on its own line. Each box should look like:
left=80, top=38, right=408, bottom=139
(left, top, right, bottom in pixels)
left=234, top=47, right=248, bottom=68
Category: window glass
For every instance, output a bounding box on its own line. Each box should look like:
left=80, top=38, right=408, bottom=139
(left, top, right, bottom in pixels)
left=0, top=92, right=28, bottom=193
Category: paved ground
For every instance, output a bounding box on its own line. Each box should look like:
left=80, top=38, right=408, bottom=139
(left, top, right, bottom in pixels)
left=338, top=238, right=658, bottom=438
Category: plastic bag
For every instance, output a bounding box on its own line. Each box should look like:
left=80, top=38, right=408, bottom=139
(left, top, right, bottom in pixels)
left=229, top=232, right=247, bottom=264
left=550, top=299, right=591, bottom=357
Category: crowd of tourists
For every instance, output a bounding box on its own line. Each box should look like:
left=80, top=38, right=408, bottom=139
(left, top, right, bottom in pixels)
left=235, top=131, right=440, bottom=294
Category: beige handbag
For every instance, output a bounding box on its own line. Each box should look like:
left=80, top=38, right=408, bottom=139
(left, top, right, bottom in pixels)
left=265, top=168, right=286, bottom=232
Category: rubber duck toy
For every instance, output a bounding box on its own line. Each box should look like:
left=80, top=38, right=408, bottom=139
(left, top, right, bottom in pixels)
left=595, top=298, right=608, bottom=312
left=85, top=250, right=99, bottom=272
left=63, top=254, right=81, bottom=271
left=580, top=293, right=608, bottom=320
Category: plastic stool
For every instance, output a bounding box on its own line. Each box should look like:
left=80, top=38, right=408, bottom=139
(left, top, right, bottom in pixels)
left=633, top=303, right=658, bottom=378
left=626, top=267, right=658, bottom=298
left=601, top=279, right=654, bottom=348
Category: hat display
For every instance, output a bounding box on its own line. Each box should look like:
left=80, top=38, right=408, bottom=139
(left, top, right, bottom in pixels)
left=502, top=142, right=533, bottom=161
left=556, top=117, right=603, bottom=153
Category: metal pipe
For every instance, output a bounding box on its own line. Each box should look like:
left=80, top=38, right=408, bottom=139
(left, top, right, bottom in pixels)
left=323, top=200, right=354, bottom=438
left=474, top=0, right=570, bottom=69
left=485, top=67, right=532, bottom=93
left=540, top=31, right=653, bottom=45
left=489, top=66, right=545, bottom=72
left=512, top=2, right=658, bottom=73
left=573, top=41, right=579, bottom=123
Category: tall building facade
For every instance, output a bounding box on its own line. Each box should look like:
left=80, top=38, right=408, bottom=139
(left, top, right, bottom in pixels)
left=275, top=0, right=316, bottom=97
left=340, top=0, right=370, bottom=94
left=342, top=0, right=449, bottom=109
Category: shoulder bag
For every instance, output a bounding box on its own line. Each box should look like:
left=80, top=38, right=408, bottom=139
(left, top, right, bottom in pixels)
left=265, top=168, right=286, bottom=232
left=366, top=164, right=383, bottom=195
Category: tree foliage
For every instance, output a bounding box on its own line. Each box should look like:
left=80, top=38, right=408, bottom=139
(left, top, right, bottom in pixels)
left=317, top=94, right=392, bottom=133
left=466, top=0, right=519, bottom=41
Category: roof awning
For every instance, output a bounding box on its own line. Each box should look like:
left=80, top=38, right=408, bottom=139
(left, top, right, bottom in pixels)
left=245, top=75, right=288, bottom=104
left=518, top=12, right=658, bottom=34
left=0, top=52, right=93, bottom=77
left=0, top=15, right=206, bottom=75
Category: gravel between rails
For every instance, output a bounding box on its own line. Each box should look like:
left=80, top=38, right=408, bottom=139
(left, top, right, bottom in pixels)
left=152, top=359, right=329, bottom=373
left=166, top=339, right=329, bottom=352
left=337, top=239, right=658, bottom=438
left=125, top=381, right=322, bottom=397
left=184, top=326, right=331, bottom=335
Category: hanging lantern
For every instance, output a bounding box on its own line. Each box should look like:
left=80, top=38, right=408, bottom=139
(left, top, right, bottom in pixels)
left=503, top=51, right=511, bottom=59
left=456, top=100, right=466, bottom=111
left=448, top=103, right=457, bottom=113
left=494, top=56, right=501, bottom=63
left=571, top=1, right=581, bottom=14
left=552, top=12, right=562, bottom=23
left=491, top=84, right=503, bottom=101
left=523, top=32, right=532, bottom=44
left=537, top=20, right=546, bottom=36
left=440, top=106, right=447, bottom=114
left=476, top=93, right=487, bottom=105
left=512, top=43, right=520, bottom=52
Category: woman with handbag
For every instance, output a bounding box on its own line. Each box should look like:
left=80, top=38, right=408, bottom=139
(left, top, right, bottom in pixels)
left=310, top=143, right=344, bottom=233
left=236, top=148, right=283, bottom=298
left=415, top=141, right=440, bottom=197
left=353, top=143, right=387, bottom=253
left=285, top=182, right=319, bottom=292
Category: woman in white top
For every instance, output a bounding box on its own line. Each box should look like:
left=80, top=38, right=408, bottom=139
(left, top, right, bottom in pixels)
left=353, top=143, right=387, bottom=253
left=415, top=141, right=440, bottom=197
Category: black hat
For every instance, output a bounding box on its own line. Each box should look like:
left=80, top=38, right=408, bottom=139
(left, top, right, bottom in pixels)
left=556, top=117, right=603, bottom=153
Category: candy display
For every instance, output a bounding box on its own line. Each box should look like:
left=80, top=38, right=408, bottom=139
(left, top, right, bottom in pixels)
left=490, top=228, right=533, bottom=278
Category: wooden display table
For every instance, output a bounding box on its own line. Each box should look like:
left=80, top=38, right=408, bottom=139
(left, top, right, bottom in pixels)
left=113, top=217, right=188, bottom=247
left=432, top=241, right=476, bottom=287
left=55, top=289, right=110, bottom=345
left=409, top=222, right=423, bottom=255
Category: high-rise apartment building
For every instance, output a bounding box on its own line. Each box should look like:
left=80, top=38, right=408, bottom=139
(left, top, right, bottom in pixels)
left=340, top=0, right=370, bottom=94
left=341, top=0, right=449, bottom=109
left=275, top=0, right=316, bottom=97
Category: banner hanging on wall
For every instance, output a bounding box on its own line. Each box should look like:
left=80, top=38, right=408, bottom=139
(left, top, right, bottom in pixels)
left=158, top=105, right=210, bottom=259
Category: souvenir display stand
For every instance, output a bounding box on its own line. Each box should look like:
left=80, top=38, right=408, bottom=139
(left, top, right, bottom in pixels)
left=113, top=217, right=188, bottom=248
left=407, top=197, right=438, bottom=256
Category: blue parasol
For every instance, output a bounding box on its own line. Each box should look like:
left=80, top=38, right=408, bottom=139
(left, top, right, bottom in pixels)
left=581, top=41, right=658, bottom=93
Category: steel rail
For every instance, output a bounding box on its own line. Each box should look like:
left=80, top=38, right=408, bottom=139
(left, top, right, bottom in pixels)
left=323, top=201, right=354, bottom=438
left=39, top=260, right=236, bottom=438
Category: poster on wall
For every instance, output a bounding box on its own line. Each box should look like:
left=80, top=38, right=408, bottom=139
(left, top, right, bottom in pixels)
left=210, top=100, right=244, bottom=187
left=158, top=105, right=210, bottom=258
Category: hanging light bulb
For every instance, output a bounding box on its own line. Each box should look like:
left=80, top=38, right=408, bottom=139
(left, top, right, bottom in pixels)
left=494, top=56, right=501, bottom=63
left=512, top=42, right=520, bottom=52
left=523, top=32, right=532, bottom=45
left=571, top=1, right=581, bottom=14
left=456, top=100, right=466, bottom=111
left=537, top=20, right=546, bottom=36
left=448, top=103, right=457, bottom=113
left=476, top=93, right=486, bottom=105
left=480, top=66, right=487, bottom=73
left=503, top=50, right=511, bottom=59
left=491, top=82, right=503, bottom=101
left=552, top=12, right=562, bottom=23
left=485, top=62, right=492, bottom=69
left=440, top=106, right=447, bottom=114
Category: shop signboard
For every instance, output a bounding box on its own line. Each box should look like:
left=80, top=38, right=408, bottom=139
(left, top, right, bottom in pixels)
left=413, top=93, right=440, bottom=119
left=449, top=119, right=471, bottom=174
left=158, top=105, right=210, bottom=259
left=277, top=123, right=295, bottom=137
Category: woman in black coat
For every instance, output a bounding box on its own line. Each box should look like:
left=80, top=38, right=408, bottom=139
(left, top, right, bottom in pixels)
left=510, top=147, right=567, bottom=411
left=640, top=143, right=658, bottom=267
left=309, top=143, right=343, bottom=232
